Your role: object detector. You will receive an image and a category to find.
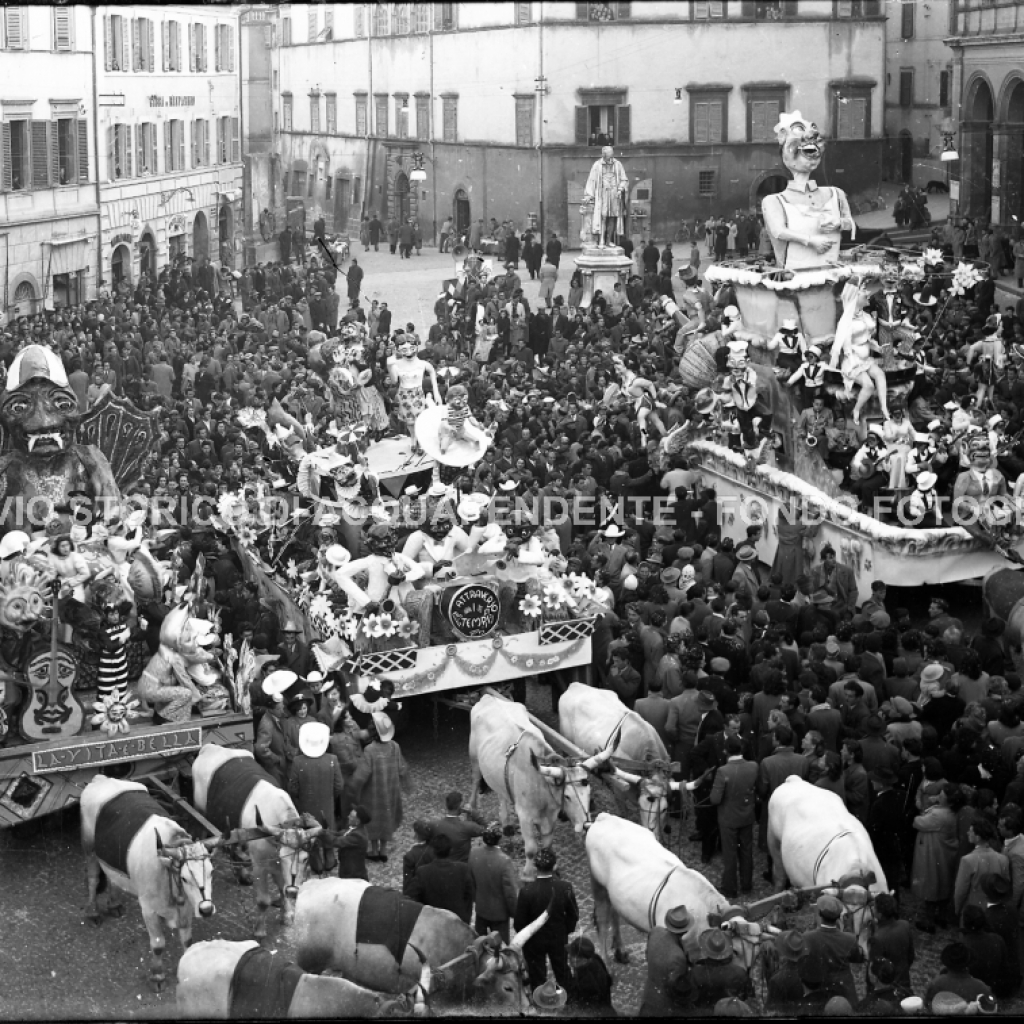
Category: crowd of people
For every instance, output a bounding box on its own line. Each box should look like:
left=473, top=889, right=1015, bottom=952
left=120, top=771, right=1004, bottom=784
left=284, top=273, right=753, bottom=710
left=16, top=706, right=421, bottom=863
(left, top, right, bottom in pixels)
left=6, top=198, right=1024, bottom=1015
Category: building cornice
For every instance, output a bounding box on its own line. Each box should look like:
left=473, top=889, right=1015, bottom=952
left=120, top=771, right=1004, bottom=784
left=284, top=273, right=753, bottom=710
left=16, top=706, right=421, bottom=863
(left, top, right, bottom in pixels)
left=945, top=33, right=1024, bottom=48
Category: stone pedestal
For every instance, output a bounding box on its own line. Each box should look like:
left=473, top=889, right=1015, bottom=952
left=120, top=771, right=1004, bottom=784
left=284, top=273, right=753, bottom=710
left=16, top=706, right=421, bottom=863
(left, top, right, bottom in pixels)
left=573, top=244, right=634, bottom=309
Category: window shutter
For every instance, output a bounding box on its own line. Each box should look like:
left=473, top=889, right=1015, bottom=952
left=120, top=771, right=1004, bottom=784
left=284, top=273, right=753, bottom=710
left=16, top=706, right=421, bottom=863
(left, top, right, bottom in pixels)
left=132, top=17, right=141, bottom=70
left=203, top=120, right=209, bottom=165
left=147, top=19, right=155, bottom=71
left=616, top=105, right=631, bottom=144
left=765, top=100, right=779, bottom=137
left=137, top=123, right=145, bottom=173
left=851, top=97, right=866, bottom=139
left=104, top=15, right=112, bottom=69
left=191, top=119, right=197, bottom=167
left=227, top=25, right=234, bottom=71
left=231, top=116, right=240, bottom=162
left=163, top=120, right=171, bottom=171
left=77, top=119, right=88, bottom=181
left=355, top=5, right=364, bottom=36
left=617, top=2, right=631, bottom=17
left=150, top=123, right=157, bottom=173
left=106, top=124, right=114, bottom=178
left=576, top=2, right=588, bottom=17
left=709, top=100, right=723, bottom=142
left=54, top=7, right=71, bottom=49
left=433, top=3, right=442, bottom=29
left=1, top=124, right=11, bottom=190
left=695, top=102, right=708, bottom=144
left=751, top=100, right=765, bottom=142
left=837, top=0, right=853, bottom=16
left=189, top=23, right=195, bottom=71
left=162, top=20, right=169, bottom=69
left=32, top=121, right=50, bottom=189
left=575, top=105, right=588, bottom=144
left=215, top=23, right=221, bottom=70
left=121, top=16, right=129, bottom=71
left=50, top=121, right=59, bottom=183
left=125, top=124, right=132, bottom=177
left=6, top=8, right=22, bottom=49
left=741, top=0, right=756, bottom=16
left=178, top=121, right=185, bottom=170
left=695, top=1, right=709, bottom=18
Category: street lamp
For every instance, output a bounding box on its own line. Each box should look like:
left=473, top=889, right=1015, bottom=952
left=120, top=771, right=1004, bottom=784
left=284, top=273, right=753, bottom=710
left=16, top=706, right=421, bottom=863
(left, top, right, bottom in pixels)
left=939, top=117, right=959, bottom=163
left=409, top=152, right=427, bottom=182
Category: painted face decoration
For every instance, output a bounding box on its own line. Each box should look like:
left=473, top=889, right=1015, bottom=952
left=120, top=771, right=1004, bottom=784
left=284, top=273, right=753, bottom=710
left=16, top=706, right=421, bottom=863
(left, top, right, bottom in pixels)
left=774, top=110, right=824, bottom=176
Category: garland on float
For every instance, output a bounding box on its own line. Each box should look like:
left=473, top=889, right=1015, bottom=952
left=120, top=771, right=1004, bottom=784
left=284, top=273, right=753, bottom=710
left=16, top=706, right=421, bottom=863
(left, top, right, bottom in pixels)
left=379, top=635, right=589, bottom=695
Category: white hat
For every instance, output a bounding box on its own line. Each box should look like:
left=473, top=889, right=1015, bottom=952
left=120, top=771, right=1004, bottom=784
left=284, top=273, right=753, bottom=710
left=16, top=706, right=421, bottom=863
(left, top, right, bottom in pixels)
left=723, top=305, right=740, bottom=320
left=603, top=523, right=626, bottom=539
left=916, top=471, right=938, bottom=491
left=298, top=721, right=330, bottom=758
left=262, top=669, right=298, bottom=701
left=622, top=574, right=638, bottom=591
left=457, top=500, right=481, bottom=522
left=988, top=414, right=1003, bottom=428
left=0, top=530, right=30, bottom=559
left=372, top=712, right=395, bottom=742
left=305, top=670, right=325, bottom=689
left=428, top=481, right=448, bottom=498
left=780, top=318, right=799, bottom=331
left=927, top=419, right=943, bottom=432
left=325, top=544, right=351, bottom=568
left=6, top=344, right=69, bottom=389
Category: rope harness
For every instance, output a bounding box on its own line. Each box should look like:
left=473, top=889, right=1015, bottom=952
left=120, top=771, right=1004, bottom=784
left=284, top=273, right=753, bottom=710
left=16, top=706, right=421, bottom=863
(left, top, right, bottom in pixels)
left=503, top=729, right=530, bottom=804
left=812, top=830, right=853, bottom=886
left=647, top=865, right=680, bottom=931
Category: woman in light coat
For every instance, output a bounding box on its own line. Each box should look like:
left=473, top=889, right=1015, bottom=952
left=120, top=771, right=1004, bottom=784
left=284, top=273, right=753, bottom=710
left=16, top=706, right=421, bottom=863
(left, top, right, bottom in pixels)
left=912, top=781, right=960, bottom=931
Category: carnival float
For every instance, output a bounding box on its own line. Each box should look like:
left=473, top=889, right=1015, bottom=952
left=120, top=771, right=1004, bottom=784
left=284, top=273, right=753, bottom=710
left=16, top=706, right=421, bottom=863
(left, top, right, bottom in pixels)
left=651, top=111, right=1023, bottom=602
left=0, top=348, right=252, bottom=828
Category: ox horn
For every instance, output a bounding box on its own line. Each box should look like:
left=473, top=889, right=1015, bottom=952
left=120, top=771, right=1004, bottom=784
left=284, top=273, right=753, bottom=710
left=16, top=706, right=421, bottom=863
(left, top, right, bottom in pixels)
left=510, top=897, right=554, bottom=951
left=537, top=765, right=565, bottom=782
left=581, top=729, right=621, bottom=772
left=407, top=943, right=432, bottom=1016
left=255, top=807, right=282, bottom=837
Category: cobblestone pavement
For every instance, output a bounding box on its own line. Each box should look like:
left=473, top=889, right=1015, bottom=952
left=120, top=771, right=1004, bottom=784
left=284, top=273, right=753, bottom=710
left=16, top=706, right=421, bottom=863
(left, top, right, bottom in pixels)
left=0, top=680, right=1017, bottom=1019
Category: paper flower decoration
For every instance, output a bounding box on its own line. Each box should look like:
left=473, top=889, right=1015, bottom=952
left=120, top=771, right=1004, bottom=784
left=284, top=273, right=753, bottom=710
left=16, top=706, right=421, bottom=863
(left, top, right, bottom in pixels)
left=286, top=559, right=299, bottom=581
left=397, top=619, right=418, bottom=640
left=950, top=261, right=981, bottom=297
left=519, top=594, right=542, bottom=618
left=90, top=694, right=140, bottom=737
left=377, top=612, right=396, bottom=637
left=542, top=585, right=569, bottom=610
left=362, top=613, right=385, bottom=638
left=237, top=525, right=257, bottom=548
left=924, top=248, right=945, bottom=266
left=309, top=593, right=333, bottom=622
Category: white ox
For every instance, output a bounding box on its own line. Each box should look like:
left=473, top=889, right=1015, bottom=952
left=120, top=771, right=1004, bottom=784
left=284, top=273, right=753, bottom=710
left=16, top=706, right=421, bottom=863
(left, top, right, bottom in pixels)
left=469, top=694, right=615, bottom=878
left=81, top=775, right=221, bottom=990
left=192, top=744, right=322, bottom=939
left=559, top=682, right=678, bottom=833
left=177, top=939, right=429, bottom=1018
left=767, top=776, right=888, bottom=954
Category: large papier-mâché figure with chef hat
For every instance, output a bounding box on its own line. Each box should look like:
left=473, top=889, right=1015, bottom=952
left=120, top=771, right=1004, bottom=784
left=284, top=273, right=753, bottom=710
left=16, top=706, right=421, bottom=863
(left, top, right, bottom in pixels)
left=761, top=111, right=855, bottom=270
left=0, top=344, right=154, bottom=535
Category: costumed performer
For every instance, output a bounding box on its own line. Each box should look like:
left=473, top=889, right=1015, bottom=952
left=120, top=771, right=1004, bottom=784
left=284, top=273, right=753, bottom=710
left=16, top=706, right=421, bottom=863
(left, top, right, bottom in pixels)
left=388, top=335, right=441, bottom=450
left=829, top=280, right=891, bottom=424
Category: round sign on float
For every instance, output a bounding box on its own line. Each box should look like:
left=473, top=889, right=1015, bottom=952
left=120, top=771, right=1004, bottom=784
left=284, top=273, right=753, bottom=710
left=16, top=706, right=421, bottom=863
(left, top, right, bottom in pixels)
left=441, top=581, right=502, bottom=640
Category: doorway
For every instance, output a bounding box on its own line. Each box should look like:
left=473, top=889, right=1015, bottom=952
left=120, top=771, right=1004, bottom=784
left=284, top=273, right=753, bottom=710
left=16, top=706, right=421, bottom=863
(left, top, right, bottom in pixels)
left=899, top=132, right=914, bottom=184
left=111, top=244, right=131, bottom=288
left=12, top=280, right=36, bottom=317
left=193, top=211, right=210, bottom=262
left=755, top=175, right=788, bottom=200
left=335, top=176, right=350, bottom=233
left=454, top=188, right=471, bottom=237
left=218, top=203, right=233, bottom=268
left=394, top=172, right=410, bottom=224
left=139, top=232, right=156, bottom=279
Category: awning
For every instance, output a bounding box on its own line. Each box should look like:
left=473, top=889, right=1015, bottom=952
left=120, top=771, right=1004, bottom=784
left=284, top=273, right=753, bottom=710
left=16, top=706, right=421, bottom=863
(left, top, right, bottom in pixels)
left=46, top=237, right=91, bottom=276
left=218, top=189, right=240, bottom=203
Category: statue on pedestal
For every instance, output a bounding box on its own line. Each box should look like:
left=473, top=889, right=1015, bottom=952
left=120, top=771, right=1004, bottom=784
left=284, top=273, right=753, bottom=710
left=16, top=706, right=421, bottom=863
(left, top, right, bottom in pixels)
left=582, top=146, right=629, bottom=249
left=761, top=111, right=855, bottom=269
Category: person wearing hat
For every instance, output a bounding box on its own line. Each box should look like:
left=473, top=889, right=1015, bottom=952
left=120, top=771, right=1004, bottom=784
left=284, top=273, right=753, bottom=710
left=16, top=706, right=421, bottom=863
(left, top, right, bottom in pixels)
left=276, top=618, right=313, bottom=678
left=349, top=712, right=410, bottom=863
left=564, top=934, right=615, bottom=1015
left=980, top=872, right=1021, bottom=996
left=402, top=820, right=436, bottom=896
left=769, top=317, right=807, bottom=372
left=468, top=821, right=519, bottom=944
left=801, top=894, right=865, bottom=1004
left=531, top=979, right=568, bottom=1013
left=513, top=846, right=579, bottom=990
left=639, top=905, right=695, bottom=1016
left=925, top=942, right=993, bottom=1008
left=254, top=670, right=299, bottom=786
left=331, top=804, right=373, bottom=882
left=907, top=469, right=941, bottom=528
left=287, top=722, right=346, bottom=870
left=709, top=734, right=758, bottom=899
left=765, top=929, right=807, bottom=1013
left=430, top=790, right=488, bottom=864
left=786, top=343, right=826, bottom=409
left=690, top=928, right=749, bottom=1008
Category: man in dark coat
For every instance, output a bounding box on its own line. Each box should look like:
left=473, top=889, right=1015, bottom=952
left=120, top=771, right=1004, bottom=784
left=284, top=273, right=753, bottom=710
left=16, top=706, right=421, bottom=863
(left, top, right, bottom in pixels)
left=981, top=873, right=1021, bottom=996
left=689, top=928, right=750, bottom=1008
left=513, top=847, right=579, bottom=989
left=802, top=895, right=865, bottom=1005
left=346, top=260, right=364, bottom=305
left=407, top=833, right=475, bottom=924
left=545, top=232, right=563, bottom=269
left=279, top=226, right=292, bottom=265
left=368, top=215, right=382, bottom=251
left=639, top=905, right=693, bottom=1016
left=709, top=735, right=758, bottom=897
left=430, top=790, right=487, bottom=863
left=867, top=893, right=914, bottom=990
left=866, top=768, right=905, bottom=906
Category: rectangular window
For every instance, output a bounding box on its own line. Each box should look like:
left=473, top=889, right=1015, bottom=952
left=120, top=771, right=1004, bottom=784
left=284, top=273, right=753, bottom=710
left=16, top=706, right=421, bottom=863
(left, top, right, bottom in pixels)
left=164, top=20, right=182, bottom=71
left=698, top=169, right=717, bottom=196
left=576, top=105, right=618, bottom=146
left=164, top=119, right=185, bottom=171
left=281, top=16, right=292, bottom=45
left=356, top=95, right=368, bottom=135
left=694, top=1, right=726, bottom=19
left=283, top=94, right=293, bottom=131
left=515, top=96, right=534, bottom=147
left=396, top=97, right=409, bottom=139
left=3, top=121, right=27, bottom=189
left=939, top=69, right=951, bottom=108
left=53, top=271, right=84, bottom=309
left=416, top=95, right=429, bottom=140
left=53, top=7, right=72, bottom=50
left=111, top=122, right=131, bottom=179
left=576, top=2, right=631, bottom=19
left=4, top=7, right=25, bottom=49
left=394, top=4, right=410, bottom=34
left=436, top=3, right=457, bottom=30
left=414, top=3, right=431, bottom=32
left=355, top=5, right=365, bottom=37
left=56, top=117, right=76, bottom=183
left=899, top=70, right=914, bottom=108
left=326, top=93, right=337, bottom=134
left=748, top=96, right=782, bottom=143
left=442, top=96, right=457, bottom=142
left=375, top=95, right=388, bottom=136
left=835, top=94, right=868, bottom=139
left=373, top=5, right=389, bottom=35
left=835, top=0, right=880, bottom=16
left=900, top=0, right=914, bottom=37
left=218, top=115, right=229, bottom=162
left=308, top=5, right=318, bottom=40
left=136, top=122, right=158, bottom=175
left=325, top=6, right=334, bottom=38
left=517, top=3, right=532, bottom=24
left=192, top=119, right=209, bottom=167
left=106, top=13, right=127, bottom=70
left=692, top=97, right=726, bottom=144
left=215, top=23, right=234, bottom=71
left=311, top=94, right=321, bottom=133
left=326, top=175, right=333, bottom=200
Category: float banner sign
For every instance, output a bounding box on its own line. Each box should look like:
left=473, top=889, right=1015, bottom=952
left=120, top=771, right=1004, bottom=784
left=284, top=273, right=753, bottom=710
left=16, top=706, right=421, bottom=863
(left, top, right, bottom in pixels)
left=443, top=582, right=501, bottom=640
left=32, top=727, right=203, bottom=774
